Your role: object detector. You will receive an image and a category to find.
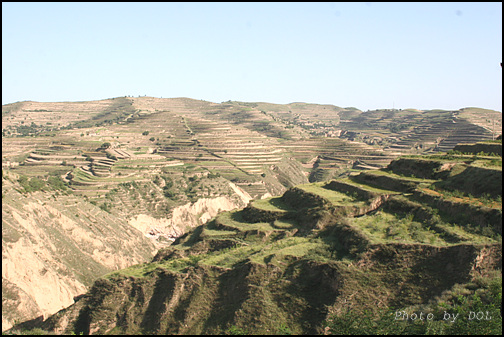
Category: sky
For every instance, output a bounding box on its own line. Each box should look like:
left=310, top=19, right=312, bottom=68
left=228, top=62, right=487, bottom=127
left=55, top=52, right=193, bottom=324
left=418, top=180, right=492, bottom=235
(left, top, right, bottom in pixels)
left=2, top=2, right=502, bottom=112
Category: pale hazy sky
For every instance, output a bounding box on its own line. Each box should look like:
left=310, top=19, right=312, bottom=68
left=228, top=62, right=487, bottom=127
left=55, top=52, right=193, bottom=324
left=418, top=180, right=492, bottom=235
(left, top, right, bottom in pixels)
left=2, top=2, right=502, bottom=111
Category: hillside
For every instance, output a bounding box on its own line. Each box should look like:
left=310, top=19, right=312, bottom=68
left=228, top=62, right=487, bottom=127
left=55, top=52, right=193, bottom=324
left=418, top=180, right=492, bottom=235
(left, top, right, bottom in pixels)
left=13, top=148, right=502, bottom=335
left=2, top=96, right=501, bottom=332
left=2, top=171, right=157, bottom=331
left=4, top=97, right=500, bottom=186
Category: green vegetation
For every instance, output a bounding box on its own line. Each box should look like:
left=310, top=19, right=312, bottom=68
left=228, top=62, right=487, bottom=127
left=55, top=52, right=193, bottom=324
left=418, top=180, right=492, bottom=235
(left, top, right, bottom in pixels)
left=353, top=212, right=444, bottom=245
left=57, top=153, right=497, bottom=335
left=251, top=196, right=293, bottom=212
left=99, top=142, right=111, bottom=149
left=299, top=182, right=358, bottom=204
left=324, top=275, right=502, bottom=335
left=214, top=210, right=279, bottom=233
left=17, top=174, right=70, bottom=193
left=2, top=327, right=58, bottom=335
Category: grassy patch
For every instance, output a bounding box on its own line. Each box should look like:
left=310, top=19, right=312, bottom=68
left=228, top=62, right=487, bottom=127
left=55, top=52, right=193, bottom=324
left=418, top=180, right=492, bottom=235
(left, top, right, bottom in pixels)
left=351, top=212, right=447, bottom=245
left=105, top=257, right=199, bottom=278
left=201, top=228, right=238, bottom=238
left=368, top=169, right=439, bottom=183
left=252, top=197, right=294, bottom=212
left=246, top=237, right=331, bottom=265
left=216, top=211, right=279, bottom=233
left=273, top=219, right=299, bottom=229
left=199, top=245, right=263, bottom=268
left=338, top=177, right=402, bottom=195
left=351, top=210, right=498, bottom=246
left=297, top=182, right=366, bottom=205
left=324, top=274, right=502, bottom=335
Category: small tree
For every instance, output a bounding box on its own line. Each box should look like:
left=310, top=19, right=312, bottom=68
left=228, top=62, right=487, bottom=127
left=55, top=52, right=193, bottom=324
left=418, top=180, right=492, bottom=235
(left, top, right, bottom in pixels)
left=142, top=131, right=149, bottom=136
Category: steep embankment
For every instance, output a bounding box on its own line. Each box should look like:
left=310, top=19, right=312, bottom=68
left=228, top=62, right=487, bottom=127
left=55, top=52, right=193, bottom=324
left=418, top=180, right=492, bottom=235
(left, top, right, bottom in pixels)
left=128, top=182, right=253, bottom=243
left=2, top=171, right=253, bottom=332
left=38, top=242, right=500, bottom=335
left=1, top=173, right=157, bottom=331
left=23, top=151, right=501, bottom=335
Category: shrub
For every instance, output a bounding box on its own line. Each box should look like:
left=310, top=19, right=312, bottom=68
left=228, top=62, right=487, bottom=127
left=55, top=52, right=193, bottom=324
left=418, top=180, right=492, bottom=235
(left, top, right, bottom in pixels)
left=105, top=153, right=117, bottom=160
left=99, top=202, right=111, bottom=213
left=47, top=176, right=67, bottom=191
left=17, top=175, right=46, bottom=193
left=324, top=275, right=502, bottom=335
left=225, top=325, right=248, bottom=335
left=28, top=177, right=45, bottom=192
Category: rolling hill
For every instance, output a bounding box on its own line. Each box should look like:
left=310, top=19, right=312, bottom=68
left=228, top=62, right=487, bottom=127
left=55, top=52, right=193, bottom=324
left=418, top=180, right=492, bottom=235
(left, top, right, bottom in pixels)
left=9, top=147, right=501, bottom=335
left=2, top=96, right=502, bottom=332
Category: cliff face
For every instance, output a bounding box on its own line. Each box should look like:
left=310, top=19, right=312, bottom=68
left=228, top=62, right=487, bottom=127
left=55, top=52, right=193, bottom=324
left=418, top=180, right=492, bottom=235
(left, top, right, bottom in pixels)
left=128, top=182, right=252, bottom=244
left=2, top=174, right=253, bottom=331
left=1, top=175, right=157, bottom=331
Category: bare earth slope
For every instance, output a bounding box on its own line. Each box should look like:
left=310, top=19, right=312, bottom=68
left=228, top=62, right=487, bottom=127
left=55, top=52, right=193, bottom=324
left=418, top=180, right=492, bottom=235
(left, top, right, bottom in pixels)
left=2, top=173, right=157, bottom=331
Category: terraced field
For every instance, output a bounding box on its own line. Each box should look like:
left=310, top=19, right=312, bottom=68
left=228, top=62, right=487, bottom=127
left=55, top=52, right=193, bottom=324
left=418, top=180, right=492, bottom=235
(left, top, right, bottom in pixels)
left=338, top=108, right=498, bottom=153
left=2, top=97, right=501, bottom=237
left=27, top=151, right=501, bottom=335
left=3, top=97, right=500, bottom=201
left=173, top=156, right=500, bottom=283
left=3, top=96, right=501, bottom=334
left=1, top=99, right=118, bottom=129
left=174, top=154, right=501, bottom=253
